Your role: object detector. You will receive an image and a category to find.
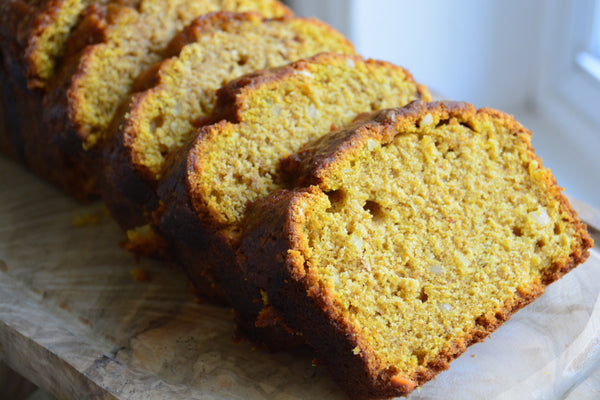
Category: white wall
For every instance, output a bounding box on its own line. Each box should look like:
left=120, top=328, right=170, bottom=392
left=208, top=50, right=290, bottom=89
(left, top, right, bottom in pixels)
left=287, top=0, right=544, bottom=111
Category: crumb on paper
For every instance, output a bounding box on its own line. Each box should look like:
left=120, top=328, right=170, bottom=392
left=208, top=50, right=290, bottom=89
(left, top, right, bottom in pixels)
left=130, top=266, right=151, bottom=282
left=72, top=212, right=102, bottom=227
left=121, top=224, right=166, bottom=256
left=471, top=354, right=476, bottom=358
left=260, top=289, right=269, bottom=305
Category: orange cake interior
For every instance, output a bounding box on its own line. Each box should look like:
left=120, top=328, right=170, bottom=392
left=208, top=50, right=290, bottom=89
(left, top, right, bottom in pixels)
left=188, top=53, right=431, bottom=230
left=124, top=12, right=354, bottom=182
left=68, top=0, right=290, bottom=149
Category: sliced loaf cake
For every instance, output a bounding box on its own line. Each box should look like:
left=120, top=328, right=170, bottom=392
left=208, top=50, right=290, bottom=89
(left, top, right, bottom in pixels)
left=155, top=52, right=431, bottom=346
left=101, top=11, right=355, bottom=230
left=239, top=101, right=593, bottom=399
left=0, top=0, right=117, bottom=198
left=42, top=0, right=291, bottom=198
left=0, top=0, right=107, bottom=90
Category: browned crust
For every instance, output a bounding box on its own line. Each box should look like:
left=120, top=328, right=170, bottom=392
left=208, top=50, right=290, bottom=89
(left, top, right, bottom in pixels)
left=0, top=0, right=45, bottom=161
left=151, top=131, right=231, bottom=303
left=0, top=0, right=126, bottom=89
left=100, top=130, right=158, bottom=229
left=163, top=11, right=267, bottom=57
left=23, top=0, right=80, bottom=88
left=0, top=1, right=126, bottom=199
left=0, top=1, right=293, bottom=199
left=241, top=188, right=418, bottom=399
left=281, top=101, right=476, bottom=184
left=241, top=190, right=589, bottom=399
left=60, top=3, right=115, bottom=63
left=40, top=5, right=111, bottom=197
left=0, top=20, right=98, bottom=199
left=66, top=1, right=292, bottom=147
left=0, top=0, right=94, bottom=198
left=0, top=2, right=129, bottom=200
left=0, top=1, right=130, bottom=200
left=134, top=11, right=270, bottom=92
left=164, top=11, right=350, bottom=58
left=0, top=51, right=25, bottom=162
left=211, top=52, right=430, bottom=124
left=240, top=101, right=593, bottom=399
left=240, top=188, right=410, bottom=399
left=0, top=0, right=61, bottom=89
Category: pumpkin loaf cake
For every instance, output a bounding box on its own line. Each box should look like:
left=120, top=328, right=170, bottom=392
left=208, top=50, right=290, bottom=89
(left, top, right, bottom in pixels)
left=41, top=0, right=290, bottom=197
left=239, top=101, right=593, bottom=399
left=0, top=0, right=108, bottom=90
left=155, top=52, right=431, bottom=346
left=101, top=11, right=355, bottom=230
left=0, top=0, right=120, bottom=198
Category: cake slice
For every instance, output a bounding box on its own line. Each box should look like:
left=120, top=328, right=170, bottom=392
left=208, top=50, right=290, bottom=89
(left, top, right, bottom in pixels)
left=155, top=52, right=431, bottom=346
left=101, top=11, right=355, bottom=230
left=0, top=0, right=118, bottom=198
left=239, top=101, right=593, bottom=399
left=42, top=0, right=290, bottom=197
left=0, top=0, right=108, bottom=90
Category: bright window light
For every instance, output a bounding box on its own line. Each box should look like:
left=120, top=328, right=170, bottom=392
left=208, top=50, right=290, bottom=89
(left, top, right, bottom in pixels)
left=577, top=0, right=600, bottom=81
left=577, top=52, right=600, bottom=81
left=592, top=0, right=600, bottom=57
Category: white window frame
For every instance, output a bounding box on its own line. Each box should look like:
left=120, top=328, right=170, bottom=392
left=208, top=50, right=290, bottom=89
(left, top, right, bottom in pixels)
left=537, top=0, right=600, bottom=132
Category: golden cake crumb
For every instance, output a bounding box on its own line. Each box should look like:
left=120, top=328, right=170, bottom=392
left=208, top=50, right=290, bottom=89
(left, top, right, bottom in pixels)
left=71, top=212, right=102, bottom=227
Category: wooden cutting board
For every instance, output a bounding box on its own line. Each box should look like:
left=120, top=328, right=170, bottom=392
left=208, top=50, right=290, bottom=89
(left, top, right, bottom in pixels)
left=1, top=157, right=599, bottom=400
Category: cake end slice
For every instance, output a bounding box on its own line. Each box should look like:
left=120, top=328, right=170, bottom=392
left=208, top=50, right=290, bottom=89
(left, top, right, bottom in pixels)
left=240, top=101, right=593, bottom=399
